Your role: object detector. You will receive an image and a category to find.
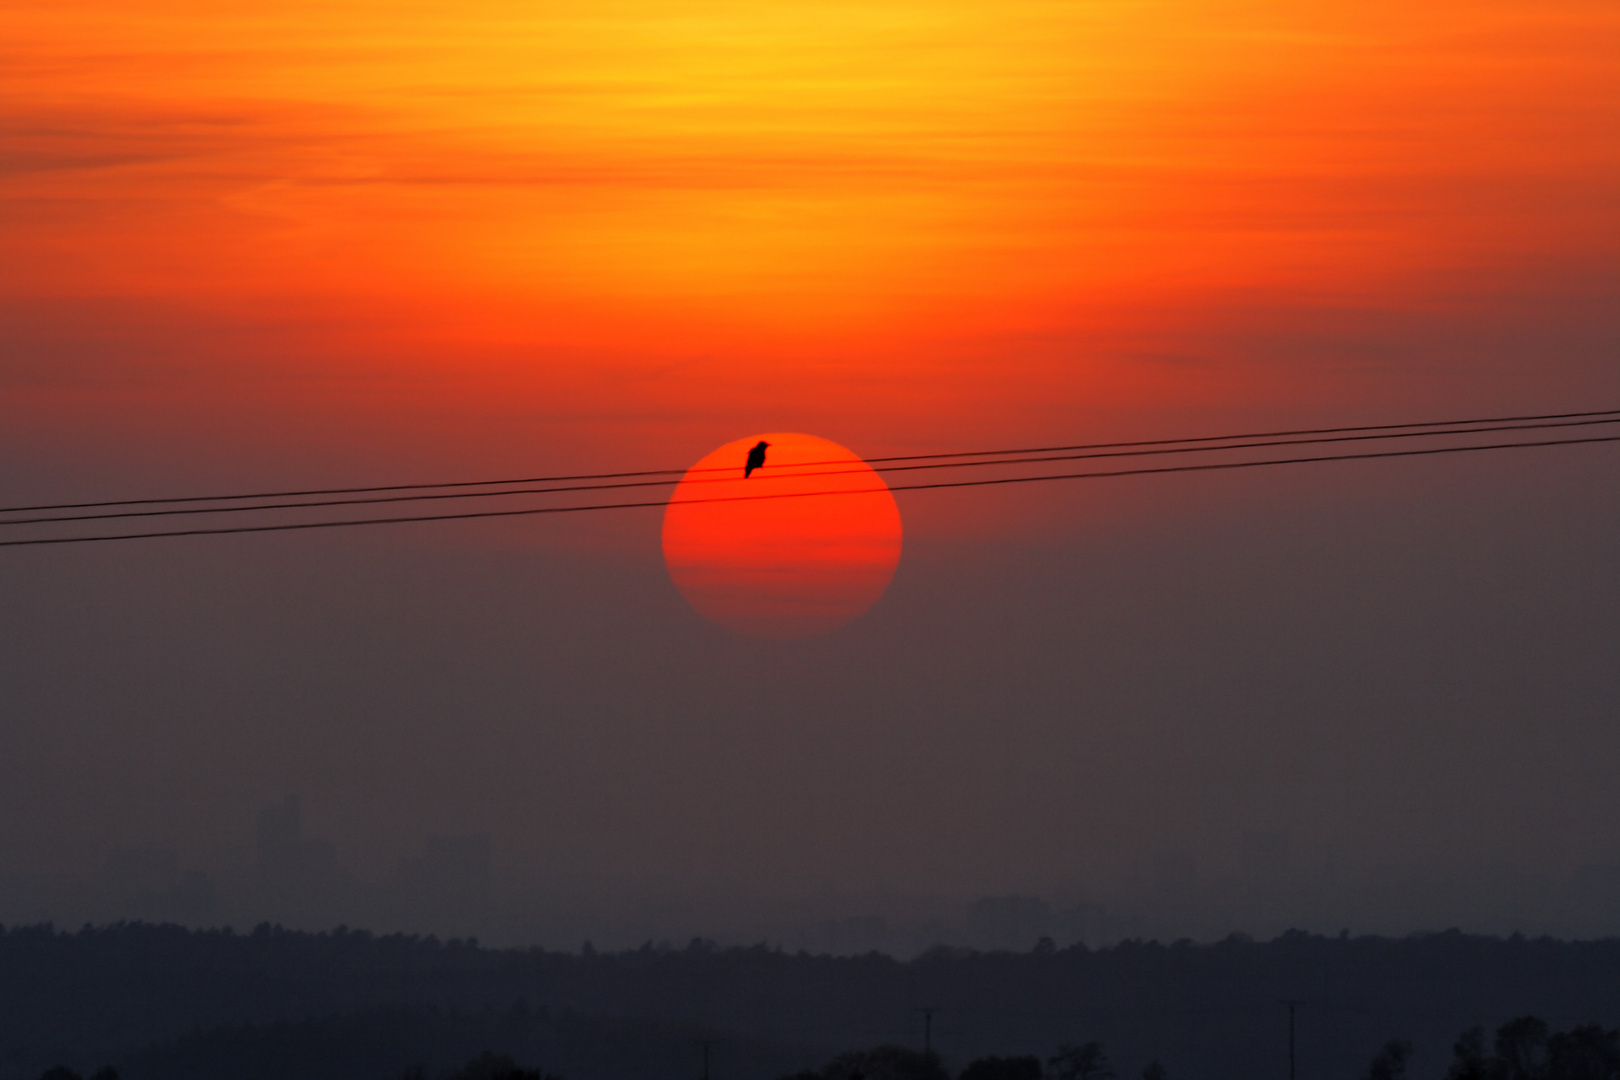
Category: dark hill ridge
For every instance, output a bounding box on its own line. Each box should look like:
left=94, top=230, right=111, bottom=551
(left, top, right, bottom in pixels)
left=1, top=923, right=1618, bottom=1080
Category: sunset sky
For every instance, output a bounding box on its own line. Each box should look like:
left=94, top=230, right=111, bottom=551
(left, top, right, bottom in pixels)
left=1, top=0, right=1617, bottom=944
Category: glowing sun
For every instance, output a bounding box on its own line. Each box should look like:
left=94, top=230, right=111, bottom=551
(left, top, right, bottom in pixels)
left=661, top=433, right=903, bottom=639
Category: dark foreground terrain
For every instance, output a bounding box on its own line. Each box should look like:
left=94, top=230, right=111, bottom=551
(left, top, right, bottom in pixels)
left=2, top=924, right=1617, bottom=1080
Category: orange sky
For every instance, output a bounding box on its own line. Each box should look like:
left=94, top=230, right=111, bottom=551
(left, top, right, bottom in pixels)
left=4, top=0, right=1617, bottom=503
left=5, top=0, right=1620, bottom=933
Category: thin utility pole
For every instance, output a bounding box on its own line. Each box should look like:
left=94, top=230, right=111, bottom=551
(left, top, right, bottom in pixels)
left=920, top=1006, right=939, bottom=1056
left=1282, top=1000, right=1301, bottom=1080
left=702, top=1041, right=711, bottom=1080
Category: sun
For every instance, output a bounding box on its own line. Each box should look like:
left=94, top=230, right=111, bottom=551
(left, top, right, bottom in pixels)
left=661, top=433, right=903, bottom=639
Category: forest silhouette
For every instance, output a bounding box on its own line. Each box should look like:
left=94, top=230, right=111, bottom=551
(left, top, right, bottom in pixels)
left=32, top=1018, right=1620, bottom=1080
left=3, top=923, right=1618, bottom=1079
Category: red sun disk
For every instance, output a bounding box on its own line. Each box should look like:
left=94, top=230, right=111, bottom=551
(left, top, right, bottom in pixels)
left=661, top=433, right=904, bottom=639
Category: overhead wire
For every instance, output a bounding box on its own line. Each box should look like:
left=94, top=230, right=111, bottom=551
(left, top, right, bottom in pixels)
left=2, top=414, right=1618, bottom=529
left=3, top=405, right=1616, bottom=517
left=3, top=430, right=1616, bottom=548
left=854, top=406, right=1620, bottom=464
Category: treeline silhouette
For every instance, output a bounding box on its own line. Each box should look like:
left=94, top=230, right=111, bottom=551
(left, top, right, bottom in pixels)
left=773, top=1025, right=1620, bottom=1080
left=29, top=1017, right=1620, bottom=1080
left=3, top=923, right=1619, bottom=1079
left=28, top=1052, right=556, bottom=1080
left=770, top=1024, right=1620, bottom=1080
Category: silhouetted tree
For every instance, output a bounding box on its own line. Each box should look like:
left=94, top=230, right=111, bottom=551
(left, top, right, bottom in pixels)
left=1547, top=1025, right=1620, bottom=1080
left=38, top=1070, right=81, bottom=1080
left=445, top=1052, right=556, bottom=1080
left=1047, top=1043, right=1114, bottom=1080
left=1449, top=1028, right=1491, bottom=1080
left=822, top=1047, right=950, bottom=1080
left=1140, top=1063, right=1167, bottom=1080
left=960, top=1056, right=1043, bottom=1080
left=1445, top=1018, right=1620, bottom=1080
left=1496, top=1017, right=1551, bottom=1080
left=1367, top=1040, right=1414, bottom=1080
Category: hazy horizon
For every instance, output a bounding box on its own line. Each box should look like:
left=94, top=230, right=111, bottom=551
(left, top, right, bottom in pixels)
left=6, top=452, right=1619, bottom=951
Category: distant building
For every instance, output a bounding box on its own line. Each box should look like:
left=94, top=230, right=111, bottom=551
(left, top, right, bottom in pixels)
left=255, top=795, right=342, bottom=922
left=104, top=846, right=217, bottom=925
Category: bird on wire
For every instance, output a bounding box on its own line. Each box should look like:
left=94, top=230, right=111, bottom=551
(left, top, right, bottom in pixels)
left=744, top=440, right=770, bottom=479
left=4, top=408, right=1620, bottom=548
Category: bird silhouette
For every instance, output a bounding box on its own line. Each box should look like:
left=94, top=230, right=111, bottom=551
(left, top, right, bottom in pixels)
left=744, top=440, right=770, bottom=478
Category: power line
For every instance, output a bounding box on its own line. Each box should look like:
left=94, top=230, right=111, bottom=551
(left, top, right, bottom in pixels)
left=4, top=405, right=1615, bottom=517
left=3, top=415, right=1615, bottom=529
left=857, top=406, right=1620, bottom=464
left=3, top=431, right=1614, bottom=548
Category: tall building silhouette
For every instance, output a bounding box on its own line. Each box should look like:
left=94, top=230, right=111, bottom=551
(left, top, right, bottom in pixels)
left=255, top=795, right=340, bottom=922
